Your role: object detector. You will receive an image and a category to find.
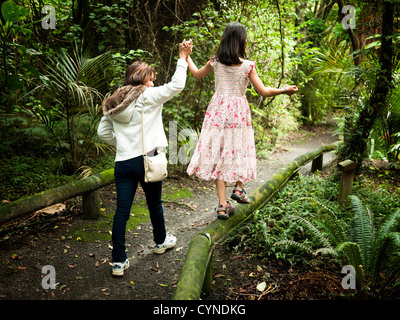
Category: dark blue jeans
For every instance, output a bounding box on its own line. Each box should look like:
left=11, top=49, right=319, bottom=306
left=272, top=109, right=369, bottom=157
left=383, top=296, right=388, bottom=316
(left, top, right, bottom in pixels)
left=112, top=156, right=166, bottom=262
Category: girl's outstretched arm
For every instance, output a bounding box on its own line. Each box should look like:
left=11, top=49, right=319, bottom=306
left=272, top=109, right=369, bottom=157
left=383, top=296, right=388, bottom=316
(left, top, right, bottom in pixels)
left=186, top=56, right=213, bottom=79
left=249, top=66, right=298, bottom=97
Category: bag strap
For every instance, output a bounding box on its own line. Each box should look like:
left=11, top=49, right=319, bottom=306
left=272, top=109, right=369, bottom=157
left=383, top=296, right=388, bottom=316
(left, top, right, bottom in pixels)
left=141, top=106, right=147, bottom=156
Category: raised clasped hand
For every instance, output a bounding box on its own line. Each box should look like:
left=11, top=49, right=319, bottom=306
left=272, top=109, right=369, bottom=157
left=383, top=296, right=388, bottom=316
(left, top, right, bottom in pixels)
left=180, top=39, right=193, bottom=56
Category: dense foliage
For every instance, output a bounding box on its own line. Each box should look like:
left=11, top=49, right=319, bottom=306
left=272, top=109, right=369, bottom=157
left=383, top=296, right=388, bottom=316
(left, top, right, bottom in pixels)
left=1, top=0, right=399, bottom=201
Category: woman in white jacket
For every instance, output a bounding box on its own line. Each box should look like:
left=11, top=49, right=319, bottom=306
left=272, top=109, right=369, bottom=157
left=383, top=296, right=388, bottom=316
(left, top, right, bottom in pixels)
left=98, top=41, right=191, bottom=276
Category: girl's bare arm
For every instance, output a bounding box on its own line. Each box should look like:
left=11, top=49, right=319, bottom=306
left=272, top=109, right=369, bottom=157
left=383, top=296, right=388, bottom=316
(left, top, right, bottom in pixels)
left=186, top=56, right=213, bottom=79
left=249, top=66, right=298, bottom=97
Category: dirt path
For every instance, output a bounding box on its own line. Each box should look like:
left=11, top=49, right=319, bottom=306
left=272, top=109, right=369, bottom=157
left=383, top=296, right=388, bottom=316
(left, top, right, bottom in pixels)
left=0, top=124, right=337, bottom=301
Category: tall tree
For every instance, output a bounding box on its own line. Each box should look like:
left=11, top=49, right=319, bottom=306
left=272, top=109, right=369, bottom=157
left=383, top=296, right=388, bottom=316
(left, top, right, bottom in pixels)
left=340, top=0, right=394, bottom=167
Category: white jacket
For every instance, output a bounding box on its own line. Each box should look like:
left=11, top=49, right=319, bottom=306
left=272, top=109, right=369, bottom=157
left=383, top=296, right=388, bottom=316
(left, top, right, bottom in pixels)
left=97, top=59, right=188, bottom=162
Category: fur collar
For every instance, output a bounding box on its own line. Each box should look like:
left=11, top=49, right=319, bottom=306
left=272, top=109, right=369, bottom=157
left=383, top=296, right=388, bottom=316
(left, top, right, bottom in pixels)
left=102, top=84, right=147, bottom=116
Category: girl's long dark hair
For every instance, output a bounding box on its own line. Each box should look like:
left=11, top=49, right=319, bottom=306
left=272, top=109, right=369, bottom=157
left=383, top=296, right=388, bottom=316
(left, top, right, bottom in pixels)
left=215, top=22, right=247, bottom=66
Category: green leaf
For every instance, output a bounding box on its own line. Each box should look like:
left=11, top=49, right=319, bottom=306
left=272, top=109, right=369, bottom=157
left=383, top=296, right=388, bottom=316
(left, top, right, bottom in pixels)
left=1, top=1, right=29, bottom=22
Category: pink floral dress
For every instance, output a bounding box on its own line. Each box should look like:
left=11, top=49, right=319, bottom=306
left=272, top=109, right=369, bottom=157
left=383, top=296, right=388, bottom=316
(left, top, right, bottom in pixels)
left=187, top=58, right=257, bottom=183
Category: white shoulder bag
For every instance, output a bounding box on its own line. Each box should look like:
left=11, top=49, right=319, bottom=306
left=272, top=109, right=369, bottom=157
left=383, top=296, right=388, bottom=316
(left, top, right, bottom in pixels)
left=141, top=107, right=168, bottom=183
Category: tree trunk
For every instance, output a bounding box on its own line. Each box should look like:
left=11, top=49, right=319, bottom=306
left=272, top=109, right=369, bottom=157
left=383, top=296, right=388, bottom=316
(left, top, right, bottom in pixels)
left=0, top=169, right=115, bottom=224
left=340, top=0, right=394, bottom=167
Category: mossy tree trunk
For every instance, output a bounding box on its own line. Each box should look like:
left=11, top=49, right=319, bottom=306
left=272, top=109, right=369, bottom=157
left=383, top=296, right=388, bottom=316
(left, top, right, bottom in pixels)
left=173, top=142, right=341, bottom=300
left=339, top=0, right=394, bottom=168
left=0, top=169, right=115, bottom=224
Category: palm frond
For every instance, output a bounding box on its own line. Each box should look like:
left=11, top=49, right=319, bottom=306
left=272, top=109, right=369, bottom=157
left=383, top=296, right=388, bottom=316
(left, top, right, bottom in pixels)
left=389, top=85, right=400, bottom=132
left=54, top=50, right=78, bottom=82
left=78, top=50, right=114, bottom=89
left=29, top=42, right=109, bottom=172
left=307, top=44, right=352, bottom=79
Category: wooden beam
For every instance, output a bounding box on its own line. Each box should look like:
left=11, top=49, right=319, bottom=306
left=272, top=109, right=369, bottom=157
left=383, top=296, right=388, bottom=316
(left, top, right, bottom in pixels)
left=338, top=159, right=356, bottom=207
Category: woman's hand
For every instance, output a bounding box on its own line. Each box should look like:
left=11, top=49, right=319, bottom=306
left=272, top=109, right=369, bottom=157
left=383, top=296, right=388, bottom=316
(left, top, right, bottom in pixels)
left=179, top=39, right=192, bottom=59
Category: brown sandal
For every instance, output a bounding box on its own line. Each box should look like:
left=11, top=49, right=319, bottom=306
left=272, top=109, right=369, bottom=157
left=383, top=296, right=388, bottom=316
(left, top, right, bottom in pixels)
left=231, top=187, right=250, bottom=204
left=216, top=201, right=235, bottom=220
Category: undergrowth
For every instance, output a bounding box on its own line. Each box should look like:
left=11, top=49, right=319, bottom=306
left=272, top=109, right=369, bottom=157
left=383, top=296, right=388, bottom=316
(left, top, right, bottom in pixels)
left=225, top=172, right=400, bottom=270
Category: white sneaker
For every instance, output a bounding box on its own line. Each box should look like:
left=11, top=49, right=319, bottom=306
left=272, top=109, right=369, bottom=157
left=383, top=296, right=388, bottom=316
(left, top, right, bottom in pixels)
left=153, top=233, right=177, bottom=254
left=112, top=259, right=129, bottom=276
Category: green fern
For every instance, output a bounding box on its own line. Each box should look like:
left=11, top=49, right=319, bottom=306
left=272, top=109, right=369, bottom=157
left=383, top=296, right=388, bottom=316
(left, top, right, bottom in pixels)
left=349, top=195, right=375, bottom=270
left=279, top=196, right=400, bottom=292
left=274, top=239, right=314, bottom=255
left=275, top=214, right=337, bottom=259
left=336, top=241, right=364, bottom=287
left=285, top=214, right=333, bottom=249
left=369, top=209, right=400, bottom=290
left=307, top=197, right=350, bottom=245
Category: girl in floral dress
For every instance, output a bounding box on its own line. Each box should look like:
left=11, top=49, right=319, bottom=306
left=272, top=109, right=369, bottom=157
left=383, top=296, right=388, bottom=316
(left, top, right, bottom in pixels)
left=186, top=22, right=298, bottom=219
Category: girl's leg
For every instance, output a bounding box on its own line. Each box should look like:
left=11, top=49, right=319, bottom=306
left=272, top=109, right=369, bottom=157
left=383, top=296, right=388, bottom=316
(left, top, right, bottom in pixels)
left=215, top=179, right=227, bottom=206
left=113, top=160, right=138, bottom=263
left=215, top=179, right=235, bottom=219
left=231, top=180, right=250, bottom=204
left=234, top=181, right=243, bottom=195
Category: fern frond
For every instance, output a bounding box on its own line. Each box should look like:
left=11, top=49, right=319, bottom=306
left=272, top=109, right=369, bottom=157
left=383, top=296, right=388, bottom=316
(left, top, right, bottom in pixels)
left=381, top=251, right=400, bottom=291
left=285, top=215, right=332, bottom=249
left=274, top=240, right=314, bottom=255
left=313, top=247, right=339, bottom=257
left=303, top=197, right=339, bottom=219
left=349, top=195, right=375, bottom=269
left=304, top=197, right=350, bottom=244
left=336, top=241, right=362, bottom=266
left=336, top=241, right=365, bottom=290
left=370, top=229, right=400, bottom=287
left=375, top=208, right=400, bottom=240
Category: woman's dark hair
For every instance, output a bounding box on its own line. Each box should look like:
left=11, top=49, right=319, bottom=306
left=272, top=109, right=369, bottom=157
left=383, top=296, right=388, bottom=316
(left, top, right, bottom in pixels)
left=123, top=61, right=155, bottom=86
left=215, top=22, right=247, bottom=66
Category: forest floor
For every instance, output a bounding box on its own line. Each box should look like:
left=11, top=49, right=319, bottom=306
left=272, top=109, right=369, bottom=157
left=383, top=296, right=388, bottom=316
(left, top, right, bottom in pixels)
left=0, top=121, right=343, bottom=303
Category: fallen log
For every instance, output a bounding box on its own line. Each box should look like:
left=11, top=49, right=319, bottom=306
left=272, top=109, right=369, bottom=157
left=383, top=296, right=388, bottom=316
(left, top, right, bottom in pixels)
left=172, top=141, right=341, bottom=300
left=0, top=169, right=115, bottom=224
